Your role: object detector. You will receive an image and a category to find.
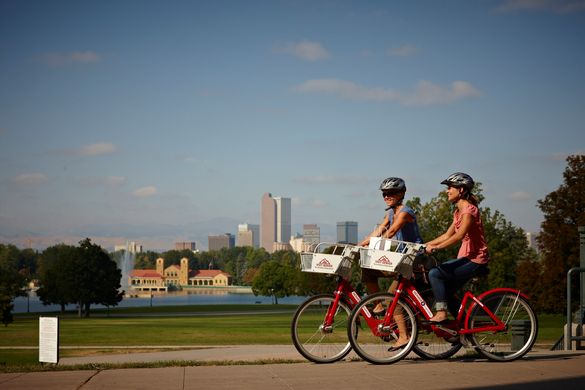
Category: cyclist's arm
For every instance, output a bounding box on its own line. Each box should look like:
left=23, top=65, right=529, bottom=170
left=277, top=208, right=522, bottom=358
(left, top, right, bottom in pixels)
left=359, top=214, right=390, bottom=246
left=427, top=213, right=474, bottom=252
left=381, top=210, right=413, bottom=239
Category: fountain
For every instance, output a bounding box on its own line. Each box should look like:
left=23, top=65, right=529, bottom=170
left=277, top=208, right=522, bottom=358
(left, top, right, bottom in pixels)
left=119, top=241, right=135, bottom=295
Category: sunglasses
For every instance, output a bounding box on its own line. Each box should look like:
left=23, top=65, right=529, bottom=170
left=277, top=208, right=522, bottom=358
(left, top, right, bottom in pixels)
left=382, top=190, right=402, bottom=198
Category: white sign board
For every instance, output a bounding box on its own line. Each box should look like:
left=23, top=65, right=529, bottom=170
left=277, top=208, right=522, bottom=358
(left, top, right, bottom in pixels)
left=39, top=317, right=59, bottom=364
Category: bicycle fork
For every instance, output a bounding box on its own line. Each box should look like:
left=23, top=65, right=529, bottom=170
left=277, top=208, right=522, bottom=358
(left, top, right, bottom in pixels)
left=322, top=278, right=361, bottom=332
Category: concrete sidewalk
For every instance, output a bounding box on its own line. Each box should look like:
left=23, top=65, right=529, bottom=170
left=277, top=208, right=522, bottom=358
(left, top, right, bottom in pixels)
left=2, top=347, right=585, bottom=389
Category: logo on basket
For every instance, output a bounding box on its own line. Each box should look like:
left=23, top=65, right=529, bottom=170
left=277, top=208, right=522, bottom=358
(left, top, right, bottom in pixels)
left=315, top=258, right=333, bottom=269
left=374, top=255, right=393, bottom=266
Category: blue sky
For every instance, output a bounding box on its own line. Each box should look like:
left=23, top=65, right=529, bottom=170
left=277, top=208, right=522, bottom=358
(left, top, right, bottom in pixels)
left=1, top=0, right=584, bottom=251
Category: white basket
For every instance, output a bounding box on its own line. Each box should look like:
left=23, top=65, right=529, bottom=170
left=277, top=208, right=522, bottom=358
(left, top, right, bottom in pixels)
left=359, top=239, right=424, bottom=276
left=300, top=243, right=356, bottom=277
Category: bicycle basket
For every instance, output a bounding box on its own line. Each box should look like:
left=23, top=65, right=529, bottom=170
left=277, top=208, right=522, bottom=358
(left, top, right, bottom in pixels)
left=300, top=243, right=355, bottom=278
left=359, top=239, right=424, bottom=278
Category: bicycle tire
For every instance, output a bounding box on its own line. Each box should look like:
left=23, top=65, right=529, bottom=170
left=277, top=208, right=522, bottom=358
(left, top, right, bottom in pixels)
left=347, top=292, right=418, bottom=364
left=468, top=291, right=538, bottom=361
left=291, top=294, right=353, bottom=363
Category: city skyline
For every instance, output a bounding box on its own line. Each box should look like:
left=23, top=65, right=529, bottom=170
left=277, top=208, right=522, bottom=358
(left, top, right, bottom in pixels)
left=1, top=1, right=583, bottom=251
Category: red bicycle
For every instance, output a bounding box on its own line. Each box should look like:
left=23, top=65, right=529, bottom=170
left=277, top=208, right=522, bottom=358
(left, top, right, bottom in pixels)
left=347, top=240, right=538, bottom=364
left=291, top=241, right=452, bottom=363
left=291, top=243, right=362, bottom=363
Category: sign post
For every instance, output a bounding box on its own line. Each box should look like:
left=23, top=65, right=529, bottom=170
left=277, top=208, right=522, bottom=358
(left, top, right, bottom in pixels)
left=39, top=316, right=59, bottom=364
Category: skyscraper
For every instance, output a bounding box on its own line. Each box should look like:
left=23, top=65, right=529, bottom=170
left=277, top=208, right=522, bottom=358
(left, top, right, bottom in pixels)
left=261, top=193, right=291, bottom=252
left=337, top=221, right=358, bottom=244
left=237, top=223, right=259, bottom=248
left=208, top=233, right=235, bottom=251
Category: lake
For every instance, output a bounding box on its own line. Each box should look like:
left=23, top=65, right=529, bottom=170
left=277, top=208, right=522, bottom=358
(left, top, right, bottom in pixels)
left=12, top=289, right=308, bottom=313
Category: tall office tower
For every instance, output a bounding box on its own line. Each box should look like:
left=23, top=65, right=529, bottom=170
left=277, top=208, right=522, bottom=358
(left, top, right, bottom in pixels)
left=274, top=196, right=291, bottom=243
left=175, top=241, right=197, bottom=251
left=261, top=193, right=276, bottom=251
left=303, top=224, right=320, bottom=249
left=208, top=233, right=235, bottom=251
left=237, top=223, right=259, bottom=248
left=260, top=193, right=291, bottom=252
left=337, top=221, right=358, bottom=244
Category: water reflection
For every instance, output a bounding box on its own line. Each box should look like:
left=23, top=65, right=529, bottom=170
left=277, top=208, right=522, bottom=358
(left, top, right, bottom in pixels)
left=13, top=289, right=306, bottom=313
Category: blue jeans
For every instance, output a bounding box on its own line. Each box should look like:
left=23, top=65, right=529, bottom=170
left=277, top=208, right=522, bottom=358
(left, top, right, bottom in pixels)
left=428, top=258, right=485, bottom=316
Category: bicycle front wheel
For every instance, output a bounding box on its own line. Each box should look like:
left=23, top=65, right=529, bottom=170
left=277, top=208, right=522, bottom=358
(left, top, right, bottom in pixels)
left=348, top=292, right=417, bottom=364
left=468, top=291, right=538, bottom=361
left=291, top=294, right=353, bottom=363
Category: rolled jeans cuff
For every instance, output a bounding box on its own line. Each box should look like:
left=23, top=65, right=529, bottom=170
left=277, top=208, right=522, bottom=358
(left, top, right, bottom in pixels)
left=435, top=301, right=448, bottom=311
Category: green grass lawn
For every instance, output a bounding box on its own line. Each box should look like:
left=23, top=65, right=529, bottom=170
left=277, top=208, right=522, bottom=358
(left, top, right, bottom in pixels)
left=0, top=304, right=569, bottom=371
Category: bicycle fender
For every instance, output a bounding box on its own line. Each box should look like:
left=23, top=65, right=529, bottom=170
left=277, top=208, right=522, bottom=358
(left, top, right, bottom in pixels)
left=477, top=288, right=530, bottom=301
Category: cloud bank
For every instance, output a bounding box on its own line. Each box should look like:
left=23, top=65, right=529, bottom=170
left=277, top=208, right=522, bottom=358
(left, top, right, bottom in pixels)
left=294, top=79, right=482, bottom=106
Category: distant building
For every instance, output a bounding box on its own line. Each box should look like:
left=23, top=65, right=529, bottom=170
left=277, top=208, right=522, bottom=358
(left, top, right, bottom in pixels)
left=303, top=224, right=321, bottom=249
left=237, top=223, right=259, bottom=248
left=337, top=221, right=358, bottom=244
left=208, top=233, right=235, bottom=251
left=114, top=241, right=142, bottom=254
left=129, top=257, right=232, bottom=291
left=260, top=193, right=291, bottom=253
left=175, top=241, right=197, bottom=251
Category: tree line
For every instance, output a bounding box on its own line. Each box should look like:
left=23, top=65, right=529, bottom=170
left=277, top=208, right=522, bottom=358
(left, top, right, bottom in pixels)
left=0, top=155, right=583, bottom=325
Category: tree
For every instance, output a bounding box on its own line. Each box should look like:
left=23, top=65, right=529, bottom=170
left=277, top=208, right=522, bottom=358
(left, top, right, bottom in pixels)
left=74, top=238, right=123, bottom=317
left=252, top=260, right=297, bottom=304
left=134, top=251, right=161, bottom=269
left=536, top=155, right=585, bottom=313
left=0, top=244, right=27, bottom=326
left=37, top=244, right=78, bottom=313
left=37, top=239, right=123, bottom=318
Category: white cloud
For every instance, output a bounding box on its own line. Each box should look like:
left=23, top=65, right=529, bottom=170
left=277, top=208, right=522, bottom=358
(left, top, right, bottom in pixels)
left=104, top=176, right=127, bottom=186
left=77, top=142, right=117, bottom=156
left=388, top=45, right=419, bottom=57
left=274, top=40, right=330, bottom=62
left=294, top=79, right=481, bottom=106
left=495, top=0, right=585, bottom=14
left=12, top=173, right=48, bottom=185
left=41, top=51, right=102, bottom=66
left=509, top=191, right=532, bottom=201
left=402, top=80, right=482, bottom=106
left=132, top=186, right=158, bottom=198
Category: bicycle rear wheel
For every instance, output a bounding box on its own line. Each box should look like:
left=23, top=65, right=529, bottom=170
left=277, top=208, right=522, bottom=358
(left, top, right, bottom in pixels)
left=347, top=292, right=417, bottom=364
left=468, top=291, right=538, bottom=361
left=291, top=294, right=353, bottom=363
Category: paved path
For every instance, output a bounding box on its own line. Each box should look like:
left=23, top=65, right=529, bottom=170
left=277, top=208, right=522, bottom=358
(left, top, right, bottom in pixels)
left=1, top=346, right=585, bottom=389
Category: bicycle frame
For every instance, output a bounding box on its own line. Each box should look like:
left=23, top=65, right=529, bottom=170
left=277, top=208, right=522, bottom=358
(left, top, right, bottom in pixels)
left=362, top=277, right=531, bottom=338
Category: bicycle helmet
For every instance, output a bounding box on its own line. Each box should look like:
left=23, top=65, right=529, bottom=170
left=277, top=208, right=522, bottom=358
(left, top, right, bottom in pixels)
left=441, top=172, right=474, bottom=191
left=379, top=177, right=406, bottom=192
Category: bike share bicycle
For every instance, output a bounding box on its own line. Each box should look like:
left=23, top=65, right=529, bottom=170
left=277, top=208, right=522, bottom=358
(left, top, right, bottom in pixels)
left=291, top=240, right=450, bottom=363
left=291, top=242, right=361, bottom=363
left=347, top=239, right=538, bottom=364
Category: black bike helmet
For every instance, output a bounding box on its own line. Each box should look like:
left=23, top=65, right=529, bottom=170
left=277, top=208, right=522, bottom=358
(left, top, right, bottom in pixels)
left=441, top=172, right=474, bottom=191
left=379, top=177, right=406, bottom=192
